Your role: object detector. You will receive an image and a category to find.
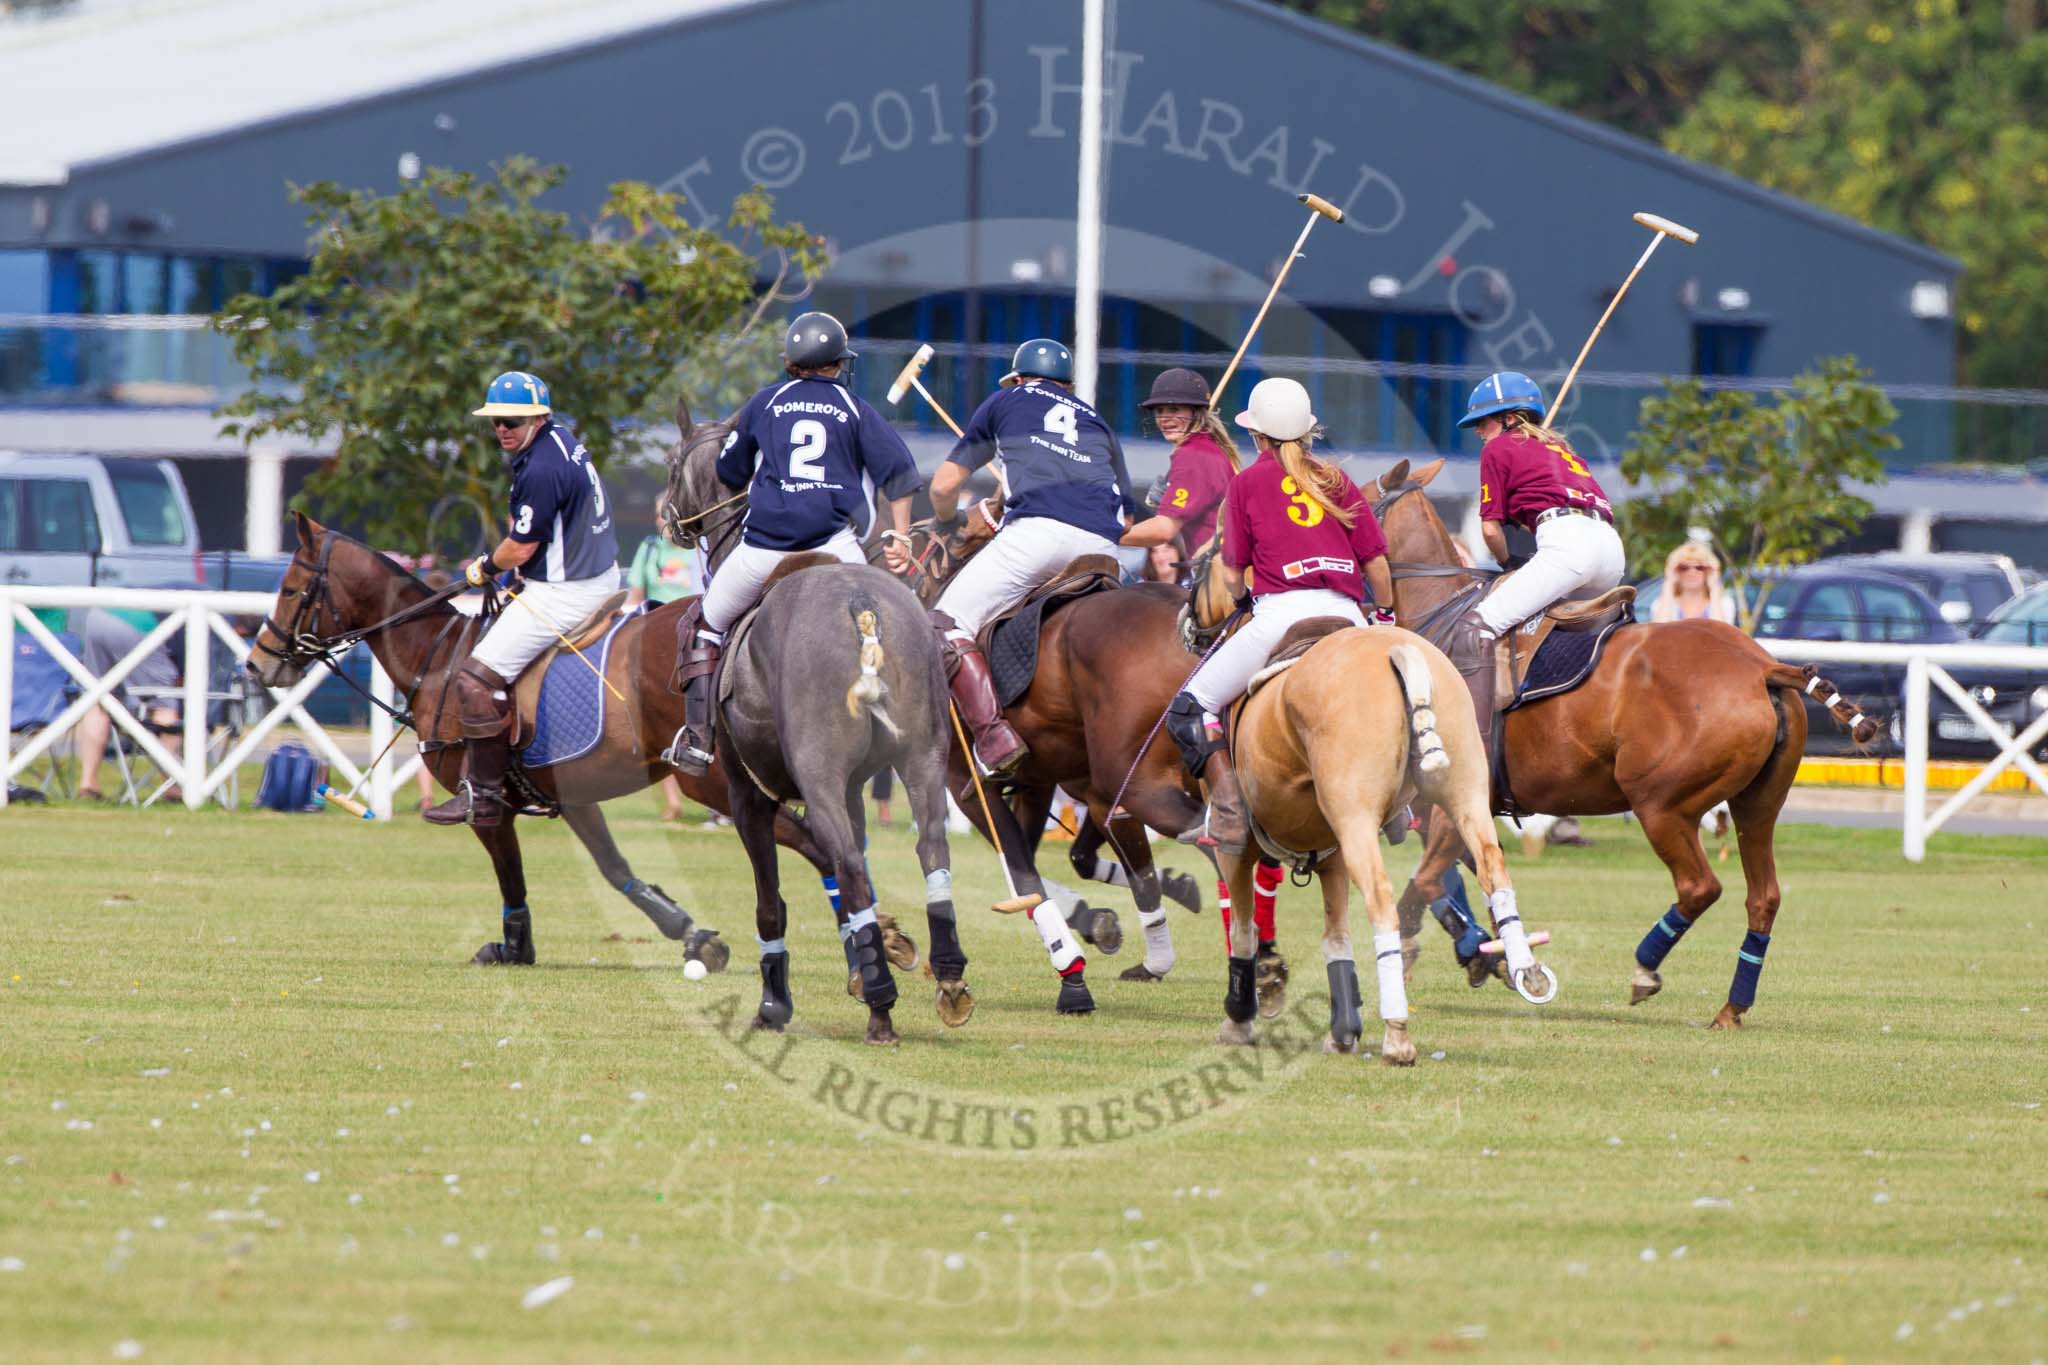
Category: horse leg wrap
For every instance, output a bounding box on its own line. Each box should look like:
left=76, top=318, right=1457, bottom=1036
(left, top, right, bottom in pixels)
left=1428, top=866, right=1487, bottom=964
left=846, top=913, right=899, bottom=1010
left=757, top=949, right=792, bottom=1028
left=820, top=874, right=843, bottom=916
left=1029, top=900, right=1084, bottom=976
left=1373, top=930, right=1408, bottom=1022
left=1253, top=858, right=1283, bottom=946
left=474, top=905, right=536, bottom=965
left=622, top=879, right=695, bottom=941
left=1138, top=903, right=1175, bottom=977
left=1728, top=930, right=1770, bottom=1010
left=1075, top=850, right=1131, bottom=891
left=1326, top=958, right=1363, bottom=1047
left=1635, top=905, right=1693, bottom=971
left=1224, top=955, right=1258, bottom=1024
left=924, top=871, right=967, bottom=980
left=1487, top=887, right=1536, bottom=976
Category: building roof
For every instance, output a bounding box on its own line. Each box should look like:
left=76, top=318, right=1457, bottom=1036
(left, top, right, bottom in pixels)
left=0, top=0, right=745, bottom=187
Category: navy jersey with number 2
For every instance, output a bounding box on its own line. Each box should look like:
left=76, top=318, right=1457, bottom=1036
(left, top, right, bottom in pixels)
left=720, top=377, right=922, bottom=551
left=947, top=381, right=1139, bottom=543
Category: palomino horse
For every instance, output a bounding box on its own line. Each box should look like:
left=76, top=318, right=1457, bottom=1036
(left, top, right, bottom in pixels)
left=248, top=513, right=905, bottom=973
left=1370, top=458, right=1879, bottom=1029
left=664, top=415, right=969, bottom=1045
left=889, top=509, right=1220, bottom=1007
left=1215, top=625, right=1546, bottom=1061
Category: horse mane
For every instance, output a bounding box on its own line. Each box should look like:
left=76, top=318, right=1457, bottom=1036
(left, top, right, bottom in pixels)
left=661, top=406, right=742, bottom=544
left=315, top=525, right=449, bottom=611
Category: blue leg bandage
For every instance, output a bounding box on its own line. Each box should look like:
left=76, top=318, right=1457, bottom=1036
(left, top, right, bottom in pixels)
left=1428, top=866, right=1486, bottom=963
left=821, top=875, right=842, bottom=915
left=1728, top=930, right=1770, bottom=1009
left=1635, top=905, right=1692, bottom=971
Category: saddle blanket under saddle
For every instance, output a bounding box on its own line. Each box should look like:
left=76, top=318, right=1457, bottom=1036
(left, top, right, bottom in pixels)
left=1505, top=608, right=1635, bottom=710
left=985, top=562, right=1122, bottom=708
left=516, top=615, right=631, bottom=769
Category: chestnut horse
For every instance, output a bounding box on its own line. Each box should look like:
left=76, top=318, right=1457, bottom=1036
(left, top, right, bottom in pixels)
left=1369, top=458, right=1878, bottom=1029
left=248, top=514, right=913, bottom=972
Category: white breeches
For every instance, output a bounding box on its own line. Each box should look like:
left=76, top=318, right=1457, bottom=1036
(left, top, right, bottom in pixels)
left=700, top=527, right=866, bottom=634
left=470, top=566, right=624, bottom=678
left=1476, top=515, right=1626, bottom=636
left=1185, top=588, right=1366, bottom=714
left=933, top=515, right=1117, bottom=640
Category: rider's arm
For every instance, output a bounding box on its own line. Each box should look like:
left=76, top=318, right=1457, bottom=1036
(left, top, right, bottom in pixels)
left=1121, top=512, right=1186, bottom=547
left=714, top=401, right=760, bottom=490
left=1480, top=519, right=1510, bottom=566
left=929, top=459, right=971, bottom=524
left=1362, top=554, right=1393, bottom=608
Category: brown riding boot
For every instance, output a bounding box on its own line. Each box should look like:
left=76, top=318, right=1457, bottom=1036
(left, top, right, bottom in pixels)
left=1447, top=611, right=1498, bottom=775
left=933, top=614, right=1027, bottom=776
left=1196, top=749, right=1249, bottom=856
left=1164, top=690, right=1247, bottom=855
left=425, top=660, right=513, bottom=828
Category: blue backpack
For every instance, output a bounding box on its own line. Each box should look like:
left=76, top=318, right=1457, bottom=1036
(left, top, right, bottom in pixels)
left=255, top=741, right=326, bottom=813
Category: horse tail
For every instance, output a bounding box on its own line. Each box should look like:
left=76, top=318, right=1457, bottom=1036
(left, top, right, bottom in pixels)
left=845, top=598, right=901, bottom=740
left=1766, top=662, right=1879, bottom=746
left=1387, top=643, right=1451, bottom=778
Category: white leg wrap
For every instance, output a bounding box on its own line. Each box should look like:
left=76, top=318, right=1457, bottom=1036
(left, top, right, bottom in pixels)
left=1030, top=900, right=1083, bottom=973
left=1140, top=904, right=1175, bottom=976
left=757, top=937, right=786, bottom=955
left=924, top=869, right=953, bottom=907
left=1488, top=888, right=1535, bottom=975
left=1373, top=929, right=1408, bottom=1022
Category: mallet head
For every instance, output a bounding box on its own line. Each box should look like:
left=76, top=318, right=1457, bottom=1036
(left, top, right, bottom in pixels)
left=886, top=343, right=936, bottom=406
left=1632, top=211, right=1700, bottom=245
left=1297, top=192, right=1344, bottom=224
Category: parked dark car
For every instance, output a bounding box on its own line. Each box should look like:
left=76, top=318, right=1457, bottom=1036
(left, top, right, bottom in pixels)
left=1822, top=551, right=2023, bottom=627
left=1976, top=581, right=2048, bottom=649
left=1752, top=566, right=2048, bottom=759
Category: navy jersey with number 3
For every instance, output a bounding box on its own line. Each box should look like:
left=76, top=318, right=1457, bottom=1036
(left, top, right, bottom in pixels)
left=506, top=420, right=619, bottom=581
left=946, top=381, right=1138, bottom=542
left=720, top=377, right=921, bottom=550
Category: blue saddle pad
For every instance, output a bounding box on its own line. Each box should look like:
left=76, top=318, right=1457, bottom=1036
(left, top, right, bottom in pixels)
left=1508, top=611, right=1633, bottom=710
left=517, top=617, right=628, bottom=770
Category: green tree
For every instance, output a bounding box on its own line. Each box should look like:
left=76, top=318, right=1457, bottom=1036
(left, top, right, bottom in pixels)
left=215, top=159, right=823, bottom=551
left=1616, top=357, right=1897, bottom=629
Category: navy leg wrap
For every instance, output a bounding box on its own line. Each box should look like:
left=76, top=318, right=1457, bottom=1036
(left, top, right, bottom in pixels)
left=1728, top=930, right=1770, bottom=1009
left=1635, top=905, right=1692, bottom=971
left=1429, top=866, right=1486, bottom=963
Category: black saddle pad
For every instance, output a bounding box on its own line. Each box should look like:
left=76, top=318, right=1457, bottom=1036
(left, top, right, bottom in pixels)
left=1507, top=609, right=1635, bottom=711
left=987, top=575, right=1118, bottom=708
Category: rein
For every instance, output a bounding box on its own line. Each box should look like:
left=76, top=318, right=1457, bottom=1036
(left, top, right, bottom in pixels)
left=1371, top=480, right=1502, bottom=647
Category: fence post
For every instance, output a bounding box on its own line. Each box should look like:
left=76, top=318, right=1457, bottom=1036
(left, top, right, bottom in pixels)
left=0, top=593, right=14, bottom=810
left=370, top=660, right=397, bottom=821
left=183, top=595, right=208, bottom=809
left=1902, top=653, right=1929, bottom=862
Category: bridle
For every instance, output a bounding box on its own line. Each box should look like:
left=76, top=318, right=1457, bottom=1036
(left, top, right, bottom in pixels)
left=1371, top=477, right=1500, bottom=646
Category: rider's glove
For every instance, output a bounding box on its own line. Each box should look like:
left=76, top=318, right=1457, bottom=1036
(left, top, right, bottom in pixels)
left=465, top=554, right=497, bottom=588
left=1368, top=605, right=1397, bottom=627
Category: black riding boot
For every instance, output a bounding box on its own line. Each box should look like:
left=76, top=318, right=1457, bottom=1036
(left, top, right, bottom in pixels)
left=668, top=631, right=721, bottom=776
left=425, top=660, right=512, bottom=828
left=1165, top=691, right=1248, bottom=855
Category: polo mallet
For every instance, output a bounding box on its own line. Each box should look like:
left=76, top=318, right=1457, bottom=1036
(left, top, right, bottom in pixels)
left=1210, top=192, right=1346, bottom=410
left=1547, top=211, right=1701, bottom=418
left=945, top=701, right=1043, bottom=915
left=315, top=783, right=374, bottom=820
left=502, top=587, right=626, bottom=704
left=886, top=343, right=965, bottom=438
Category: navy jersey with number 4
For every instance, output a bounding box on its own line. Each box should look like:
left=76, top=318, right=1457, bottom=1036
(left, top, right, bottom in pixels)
left=506, top=419, right=619, bottom=581
left=720, top=377, right=922, bottom=550
left=946, top=381, right=1139, bottom=543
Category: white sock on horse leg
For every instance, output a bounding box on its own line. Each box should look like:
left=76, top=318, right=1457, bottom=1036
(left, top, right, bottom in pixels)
left=1373, top=929, right=1408, bottom=1022
left=1088, top=856, right=1130, bottom=889
left=1029, top=900, right=1083, bottom=974
left=1487, top=887, right=1535, bottom=975
left=1139, top=904, right=1175, bottom=976
left=757, top=936, right=786, bottom=955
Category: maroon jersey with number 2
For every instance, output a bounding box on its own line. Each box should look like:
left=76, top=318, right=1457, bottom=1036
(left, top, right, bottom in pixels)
left=1478, top=430, right=1612, bottom=530
left=1157, top=429, right=1234, bottom=554
left=1222, top=454, right=1388, bottom=603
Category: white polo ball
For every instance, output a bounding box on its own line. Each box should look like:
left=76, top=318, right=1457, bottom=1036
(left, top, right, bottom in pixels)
left=683, top=959, right=709, bottom=982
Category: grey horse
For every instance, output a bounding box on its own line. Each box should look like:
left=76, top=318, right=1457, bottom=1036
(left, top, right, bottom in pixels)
left=663, top=409, right=969, bottom=1045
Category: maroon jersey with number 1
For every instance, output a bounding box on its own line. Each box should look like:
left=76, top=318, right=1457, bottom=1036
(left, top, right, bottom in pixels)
left=1222, top=454, right=1389, bottom=603
left=1478, top=430, right=1612, bottom=531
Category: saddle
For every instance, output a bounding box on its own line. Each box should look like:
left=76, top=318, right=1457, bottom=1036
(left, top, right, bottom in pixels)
left=982, top=555, right=1123, bottom=708
left=1242, top=617, right=1354, bottom=698
left=509, top=590, right=628, bottom=749
left=1494, top=585, right=1637, bottom=712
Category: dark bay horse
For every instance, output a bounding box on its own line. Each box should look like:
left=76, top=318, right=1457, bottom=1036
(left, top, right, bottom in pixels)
left=248, top=513, right=883, bottom=972
left=1370, top=458, right=1878, bottom=1029
left=664, top=416, right=969, bottom=1045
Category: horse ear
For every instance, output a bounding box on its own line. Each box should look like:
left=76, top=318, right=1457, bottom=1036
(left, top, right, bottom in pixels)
left=1410, top=457, right=1445, bottom=490
left=1380, top=458, right=1411, bottom=491
left=674, top=393, right=693, bottom=437
left=293, top=510, right=319, bottom=549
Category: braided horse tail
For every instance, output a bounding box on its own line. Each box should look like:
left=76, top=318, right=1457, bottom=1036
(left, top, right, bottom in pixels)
left=845, top=595, right=901, bottom=741
left=1767, top=662, right=1880, bottom=746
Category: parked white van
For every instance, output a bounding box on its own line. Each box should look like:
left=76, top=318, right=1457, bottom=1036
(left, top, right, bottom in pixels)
left=0, top=452, right=202, bottom=588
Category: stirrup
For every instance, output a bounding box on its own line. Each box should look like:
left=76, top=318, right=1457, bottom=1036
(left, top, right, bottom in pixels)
left=663, top=733, right=715, bottom=777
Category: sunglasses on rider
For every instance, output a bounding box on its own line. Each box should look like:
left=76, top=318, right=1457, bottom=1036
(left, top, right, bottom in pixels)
left=491, top=416, right=534, bottom=430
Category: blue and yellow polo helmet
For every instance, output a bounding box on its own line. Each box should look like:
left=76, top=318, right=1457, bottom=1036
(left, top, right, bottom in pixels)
left=472, top=371, right=552, bottom=418
left=1456, top=371, right=1545, bottom=429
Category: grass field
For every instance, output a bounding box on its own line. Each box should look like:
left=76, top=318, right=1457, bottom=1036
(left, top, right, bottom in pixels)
left=3, top=797, right=2045, bottom=1363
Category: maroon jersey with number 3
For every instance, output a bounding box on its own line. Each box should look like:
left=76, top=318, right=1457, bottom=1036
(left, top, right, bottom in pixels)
left=1223, top=454, right=1388, bottom=603
left=1478, top=430, right=1612, bottom=531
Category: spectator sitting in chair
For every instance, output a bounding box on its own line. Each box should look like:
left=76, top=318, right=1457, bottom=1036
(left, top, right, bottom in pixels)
left=71, top=606, right=181, bottom=803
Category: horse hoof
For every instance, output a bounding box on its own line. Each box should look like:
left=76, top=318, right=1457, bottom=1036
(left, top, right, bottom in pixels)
left=878, top=913, right=920, bottom=971
left=1513, top=962, right=1559, bottom=1005
left=687, top=932, right=730, bottom=974
left=1255, top=948, right=1289, bottom=1019
left=1629, top=966, right=1663, bottom=1006
left=1708, top=1004, right=1745, bottom=1031
left=934, top=979, right=975, bottom=1028
left=865, top=1013, right=900, bottom=1047
left=1379, top=1022, right=1417, bottom=1067
left=1084, top=907, right=1123, bottom=955
left=471, top=941, right=532, bottom=966
left=846, top=970, right=862, bottom=999
left=1217, top=1018, right=1257, bottom=1046
left=1323, top=1033, right=1359, bottom=1055
left=751, top=1010, right=788, bottom=1033
left=1159, top=869, right=1203, bottom=914
left=1118, top=963, right=1165, bottom=983
left=1056, top=972, right=1095, bottom=1015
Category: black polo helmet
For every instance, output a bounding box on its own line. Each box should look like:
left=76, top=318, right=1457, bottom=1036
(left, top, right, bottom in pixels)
left=1000, top=337, right=1073, bottom=387
left=784, top=311, right=857, bottom=369
left=1140, top=367, right=1212, bottom=409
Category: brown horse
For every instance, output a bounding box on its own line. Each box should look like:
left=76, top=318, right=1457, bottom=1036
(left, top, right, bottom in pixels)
left=248, top=514, right=913, bottom=973
left=1368, top=458, right=1878, bottom=1030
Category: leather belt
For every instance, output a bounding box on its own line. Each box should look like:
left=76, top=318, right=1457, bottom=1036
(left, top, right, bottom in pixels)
left=1534, top=506, right=1612, bottom=527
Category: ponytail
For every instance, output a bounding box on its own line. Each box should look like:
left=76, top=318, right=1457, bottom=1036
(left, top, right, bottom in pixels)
left=1272, top=437, right=1356, bottom=529
left=1502, top=410, right=1579, bottom=457
left=1199, top=409, right=1244, bottom=471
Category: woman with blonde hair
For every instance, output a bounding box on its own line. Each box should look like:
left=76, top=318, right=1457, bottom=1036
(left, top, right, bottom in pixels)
left=1163, top=377, right=1394, bottom=851
left=1122, top=368, right=1240, bottom=558
left=1652, top=540, right=1736, bottom=624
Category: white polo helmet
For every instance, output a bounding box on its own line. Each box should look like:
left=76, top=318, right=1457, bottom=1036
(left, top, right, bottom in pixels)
left=1235, top=377, right=1317, bottom=442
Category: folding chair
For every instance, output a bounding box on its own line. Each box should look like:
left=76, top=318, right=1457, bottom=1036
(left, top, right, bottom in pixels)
left=122, top=641, right=250, bottom=809
left=8, top=630, right=80, bottom=800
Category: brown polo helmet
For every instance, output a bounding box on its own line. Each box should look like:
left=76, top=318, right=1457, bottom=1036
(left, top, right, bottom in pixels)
left=1139, top=367, right=1213, bottom=409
